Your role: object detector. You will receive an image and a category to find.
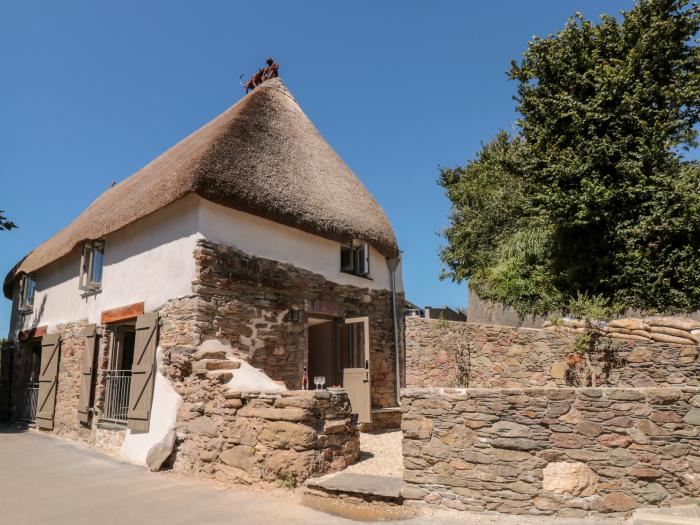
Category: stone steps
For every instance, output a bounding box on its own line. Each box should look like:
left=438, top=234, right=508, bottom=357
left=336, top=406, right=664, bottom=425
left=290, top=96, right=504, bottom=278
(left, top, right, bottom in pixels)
left=302, top=472, right=413, bottom=520
left=632, top=505, right=700, bottom=525
left=191, top=345, right=242, bottom=384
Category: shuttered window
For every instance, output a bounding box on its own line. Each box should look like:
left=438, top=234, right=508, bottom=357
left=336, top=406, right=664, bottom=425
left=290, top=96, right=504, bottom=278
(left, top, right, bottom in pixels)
left=127, top=312, right=159, bottom=433
left=77, top=324, right=97, bottom=426
left=36, top=333, right=60, bottom=430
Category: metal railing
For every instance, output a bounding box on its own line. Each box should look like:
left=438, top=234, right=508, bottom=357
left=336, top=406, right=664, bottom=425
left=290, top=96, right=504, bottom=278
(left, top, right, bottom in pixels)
left=13, top=382, right=39, bottom=423
left=103, top=370, right=132, bottom=424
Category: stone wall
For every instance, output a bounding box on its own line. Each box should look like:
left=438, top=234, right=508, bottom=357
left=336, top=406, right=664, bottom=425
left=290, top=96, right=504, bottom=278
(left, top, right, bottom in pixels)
left=402, top=387, right=700, bottom=516
left=406, top=317, right=699, bottom=389
left=8, top=305, right=359, bottom=484
left=192, top=240, right=403, bottom=410
left=171, top=388, right=359, bottom=485
left=52, top=321, right=90, bottom=441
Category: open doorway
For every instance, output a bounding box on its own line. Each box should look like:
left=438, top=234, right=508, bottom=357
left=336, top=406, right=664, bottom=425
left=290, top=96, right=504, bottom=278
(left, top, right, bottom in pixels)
left=102, top=323, right=135, bottom=426
left=12, top=341, right=41, bottom=423
left=307, top=315, right=403, bottom=480
left=307, top=316, right=371, bottom=423
left=308, top=317, right=335, bottom=388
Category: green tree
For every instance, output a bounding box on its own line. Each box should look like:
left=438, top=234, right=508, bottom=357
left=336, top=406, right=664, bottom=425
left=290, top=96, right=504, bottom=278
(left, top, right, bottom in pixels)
left=441, top=0, right=700, bottom=317
left=0, top=211, right=16, bottom=231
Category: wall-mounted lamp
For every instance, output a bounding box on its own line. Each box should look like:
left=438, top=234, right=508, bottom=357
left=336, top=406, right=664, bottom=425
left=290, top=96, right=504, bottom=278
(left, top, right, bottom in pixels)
left=288, top=309, right=302, bottom=324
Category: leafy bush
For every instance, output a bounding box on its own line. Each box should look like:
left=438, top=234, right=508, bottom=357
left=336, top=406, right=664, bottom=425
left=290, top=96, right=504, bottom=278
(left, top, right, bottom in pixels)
left=441, top=0, right=700, bottom=317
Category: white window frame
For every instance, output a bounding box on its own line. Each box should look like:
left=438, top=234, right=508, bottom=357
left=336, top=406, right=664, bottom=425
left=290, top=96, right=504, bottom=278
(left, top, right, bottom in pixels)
left=340, top=240, right=370, bottom=278
left=80, top=240, right=105, bottom=292
left=18, top=274, right=36, bottom=311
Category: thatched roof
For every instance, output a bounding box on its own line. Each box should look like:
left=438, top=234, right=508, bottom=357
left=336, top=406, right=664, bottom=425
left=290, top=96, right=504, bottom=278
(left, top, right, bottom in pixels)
left=4, top=78, right=399, bottom=298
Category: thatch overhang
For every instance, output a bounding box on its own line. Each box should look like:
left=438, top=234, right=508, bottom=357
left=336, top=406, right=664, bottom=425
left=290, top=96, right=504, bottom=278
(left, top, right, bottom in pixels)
left=4, top=79, right=399, bottom=298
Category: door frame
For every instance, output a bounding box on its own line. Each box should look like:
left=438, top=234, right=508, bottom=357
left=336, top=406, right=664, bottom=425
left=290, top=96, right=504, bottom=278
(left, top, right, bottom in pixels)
left=340, top=316, right=371, bottom=423
left=343, top=316, right=370, bottom=372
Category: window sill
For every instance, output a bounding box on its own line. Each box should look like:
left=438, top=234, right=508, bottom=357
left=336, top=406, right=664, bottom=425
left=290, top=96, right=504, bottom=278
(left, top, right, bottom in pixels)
left=96, top=419, right=127, bottom=431
left=17, top=307, right=33, bottom=315
left=80, top=288, right=102, bottom=299
left=340, top=271, right=373, bottom=281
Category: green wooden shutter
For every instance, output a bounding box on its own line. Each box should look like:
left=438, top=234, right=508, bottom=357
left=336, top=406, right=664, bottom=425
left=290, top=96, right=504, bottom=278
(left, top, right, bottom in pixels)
left=36, top=333, right=60, bottom=430
left=127, top=312, right=158, bottom=433
left=0, top=347, right=12, bottom=421
left=77, top=324, right=97, bottom=426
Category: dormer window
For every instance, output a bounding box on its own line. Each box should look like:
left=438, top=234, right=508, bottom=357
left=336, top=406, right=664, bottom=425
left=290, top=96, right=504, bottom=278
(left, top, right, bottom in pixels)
left=18, top=274, right=36, bottom=311
left=80, top=240, right=105, bottom=292
left=340, top=241, right=370, bottom=277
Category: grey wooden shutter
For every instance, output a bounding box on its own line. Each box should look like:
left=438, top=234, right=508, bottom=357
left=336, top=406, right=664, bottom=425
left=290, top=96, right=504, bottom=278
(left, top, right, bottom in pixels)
left=0, top=347, right=12, bottom=421
left=36, top=333, right=60, bottom=430
left=127, top=312, right=158, bottom=432
left=77, top=324, right=97, bottom=425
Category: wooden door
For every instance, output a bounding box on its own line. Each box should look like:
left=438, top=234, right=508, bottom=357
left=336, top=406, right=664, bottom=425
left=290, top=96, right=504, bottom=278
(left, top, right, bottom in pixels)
left=127, top=312, right=158, bottom=433
left=77, top=324, right=97, bottom=426
left=0, top=346, right=12, bottom=421
left=36, top=333, right=60, bottom=430
left=340, top=316, right=371, bottom=423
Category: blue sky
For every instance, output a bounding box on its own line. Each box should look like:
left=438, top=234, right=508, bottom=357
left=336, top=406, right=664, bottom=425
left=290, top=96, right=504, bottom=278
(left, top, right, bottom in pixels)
left=0, top=1, right=640, bottom=336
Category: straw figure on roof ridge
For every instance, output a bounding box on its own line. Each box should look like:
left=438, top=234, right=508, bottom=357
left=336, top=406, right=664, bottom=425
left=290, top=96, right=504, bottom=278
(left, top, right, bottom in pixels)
left=240, top=57, right=280, bottom=93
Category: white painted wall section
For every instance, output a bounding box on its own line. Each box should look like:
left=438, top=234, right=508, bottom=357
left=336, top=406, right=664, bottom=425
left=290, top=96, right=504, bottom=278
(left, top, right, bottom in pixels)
left=121, top=349, right=183, bottom=464
left=10, top=196, right=201, bottom=338
left=8, top=194, right=403, bottom=339
left=197, top=197, right=404, bottom=293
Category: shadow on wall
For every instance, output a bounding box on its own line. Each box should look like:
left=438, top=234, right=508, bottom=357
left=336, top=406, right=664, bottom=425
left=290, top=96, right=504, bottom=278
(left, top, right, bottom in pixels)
left=466, top=287, right=549, bottom=328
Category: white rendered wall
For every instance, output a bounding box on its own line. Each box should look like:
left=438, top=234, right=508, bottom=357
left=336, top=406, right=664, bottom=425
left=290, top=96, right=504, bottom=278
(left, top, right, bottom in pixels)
left=121, top=349, right=183, bottom=465
left=197, top=197, right=404, bottom=293
left=8, top=194, right=404, bottom=338
left=9, top=195, right=201, bottom=338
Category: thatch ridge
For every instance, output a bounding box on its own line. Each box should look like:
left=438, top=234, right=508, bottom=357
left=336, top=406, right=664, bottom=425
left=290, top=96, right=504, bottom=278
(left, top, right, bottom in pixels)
left=4, top=79, right=398, bottom=298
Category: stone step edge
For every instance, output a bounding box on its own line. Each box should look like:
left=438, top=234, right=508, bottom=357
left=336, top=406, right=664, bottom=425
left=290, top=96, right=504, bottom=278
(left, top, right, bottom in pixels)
left=304, top=473, right=405, bottom=501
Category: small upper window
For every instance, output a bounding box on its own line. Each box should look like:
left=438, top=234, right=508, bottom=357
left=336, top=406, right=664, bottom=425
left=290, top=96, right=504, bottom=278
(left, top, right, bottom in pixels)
left=18, top=274, right=36, bottom=310
left=80, top=240, right=105, bottom=292
left=340, top=241, right=370, bottom=277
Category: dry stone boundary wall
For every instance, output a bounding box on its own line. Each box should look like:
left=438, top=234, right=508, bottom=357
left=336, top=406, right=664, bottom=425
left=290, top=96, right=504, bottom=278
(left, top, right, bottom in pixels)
left=402, top=387, right=700, bottom=517
left=406, top=317, right=699, bottom=389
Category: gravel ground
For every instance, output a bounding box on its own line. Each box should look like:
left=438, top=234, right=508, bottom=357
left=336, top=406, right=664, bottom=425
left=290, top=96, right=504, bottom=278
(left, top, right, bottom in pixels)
left=344, top=429, right=404, bottom=477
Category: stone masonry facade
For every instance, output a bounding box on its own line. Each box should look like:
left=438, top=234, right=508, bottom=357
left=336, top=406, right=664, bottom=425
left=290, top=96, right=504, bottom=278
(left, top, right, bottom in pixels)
left=402, top=387, right=700, bottom=517
left=188, top=240, right=404, bottom=410
left=406, top=317, right=699, bottom=389
left=171, top=386, right=359, bottom=485
left=10, top=311, right=359, bottom=484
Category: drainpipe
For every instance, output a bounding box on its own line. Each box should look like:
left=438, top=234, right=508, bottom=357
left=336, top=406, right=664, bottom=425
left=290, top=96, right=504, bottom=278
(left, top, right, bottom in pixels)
left=386, top=255, right=401, bottom=406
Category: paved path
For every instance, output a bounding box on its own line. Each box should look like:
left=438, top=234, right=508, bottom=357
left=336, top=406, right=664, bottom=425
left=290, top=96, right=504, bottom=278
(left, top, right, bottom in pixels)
left=0, top=425, right=624, bottom=525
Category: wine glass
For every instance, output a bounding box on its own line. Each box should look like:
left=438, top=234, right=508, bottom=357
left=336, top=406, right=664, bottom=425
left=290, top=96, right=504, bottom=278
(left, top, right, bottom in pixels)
left=319, top=376, right=326, bottom=390
left=313, top=376, right=321, bottom=390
